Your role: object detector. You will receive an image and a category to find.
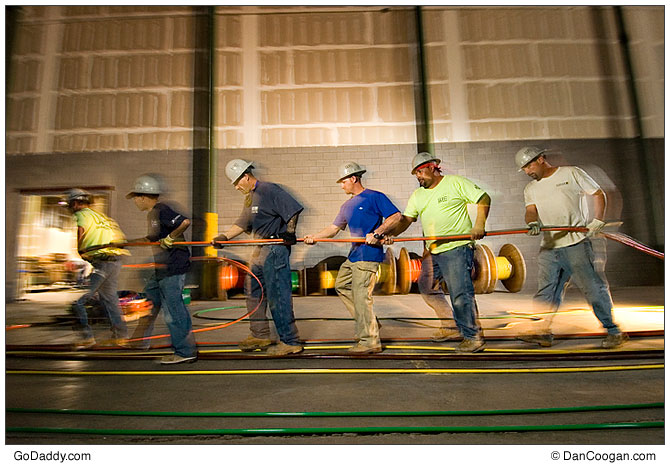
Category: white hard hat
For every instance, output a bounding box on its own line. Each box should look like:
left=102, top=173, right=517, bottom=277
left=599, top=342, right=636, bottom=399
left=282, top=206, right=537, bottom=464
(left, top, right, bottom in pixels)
left=515, top=146, right=546, bottom=171
left=225, top=159, right=254, bottom=184
left=411, top=152, right=441, bottom=174
left=65, top=188, right=91, bottom=205
left=336, top=161, right=366, bottom=182
left=126, top=174, right=162, bottom=199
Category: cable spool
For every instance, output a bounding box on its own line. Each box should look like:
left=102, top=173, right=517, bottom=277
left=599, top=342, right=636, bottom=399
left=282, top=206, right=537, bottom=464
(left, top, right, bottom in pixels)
left=220, top=264, right=246, bottom=291
left=320, top=270, right=338, bottom=289
left=472, top=244, right=526, bottom=293
left=291, top=270, right=301, bottom=294
left=497, top=243, right=526, bottom=293
left=307, top=256, right=346, bottom=295
left=473, top=244, right=496, bottom=294
left=396, top=247, right=424, bottom=295
left=374, top=249, right=397, bottom=295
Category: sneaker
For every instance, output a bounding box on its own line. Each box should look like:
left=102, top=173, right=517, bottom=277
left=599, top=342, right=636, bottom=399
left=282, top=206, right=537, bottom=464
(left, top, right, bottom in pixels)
left=238, top=335, right=272, bottom=352
left=517, top=333, right=554, bottom=348
left=266, top=342, right=303, bottom=356
left=601, top=333, right=629, bottom=349
left=73, top=337, right=96, bottom=350
left=431, top=327, right=460, bottom=342
left=348, top=343, right=382, bottom=354
left=160, top=353, right=197, bottom=365
left=455, top=336, right=486, bottom=353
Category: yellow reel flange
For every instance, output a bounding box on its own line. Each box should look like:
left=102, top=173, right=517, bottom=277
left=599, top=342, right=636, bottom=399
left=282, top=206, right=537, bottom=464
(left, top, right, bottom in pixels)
left=473, top=243, right=526, bottom=293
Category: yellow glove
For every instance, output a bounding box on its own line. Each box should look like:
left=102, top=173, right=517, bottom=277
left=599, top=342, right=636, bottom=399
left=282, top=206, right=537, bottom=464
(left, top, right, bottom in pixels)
left=159, top=235, right=174, bottom=250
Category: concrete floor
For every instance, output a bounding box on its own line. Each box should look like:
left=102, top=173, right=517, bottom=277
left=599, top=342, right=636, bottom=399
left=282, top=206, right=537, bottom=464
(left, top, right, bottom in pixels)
left=4, top=285, right=665, bottom=455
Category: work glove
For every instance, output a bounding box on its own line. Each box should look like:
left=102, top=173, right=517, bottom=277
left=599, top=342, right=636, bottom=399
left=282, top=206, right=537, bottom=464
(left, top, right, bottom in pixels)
left=586, top=219, right=606, bottom=237
left=527, top=221, right=542, bottom=236
left=279, top=232, right=297, bottom=246
left=159, top=235, right=174, bottom=250
left=212, top=234, right=228, bottom=249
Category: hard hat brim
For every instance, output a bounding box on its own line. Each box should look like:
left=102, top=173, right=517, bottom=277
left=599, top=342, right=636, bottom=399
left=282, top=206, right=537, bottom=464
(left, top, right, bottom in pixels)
left=336, top=170, right=366, bottom=183
left=411, top=158, right=441, bottom=174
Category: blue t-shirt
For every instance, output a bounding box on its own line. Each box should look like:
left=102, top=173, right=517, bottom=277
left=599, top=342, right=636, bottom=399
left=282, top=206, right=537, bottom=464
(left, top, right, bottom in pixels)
left=235, top=181, right=304, bottom=239
left=147, top=202, right=190, bottom=277
left=333, top=189, right=400, bottom=263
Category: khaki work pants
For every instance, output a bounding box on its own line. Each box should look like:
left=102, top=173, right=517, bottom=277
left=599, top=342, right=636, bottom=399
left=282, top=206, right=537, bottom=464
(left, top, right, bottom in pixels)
left=334, top=259, right=380, bottom=347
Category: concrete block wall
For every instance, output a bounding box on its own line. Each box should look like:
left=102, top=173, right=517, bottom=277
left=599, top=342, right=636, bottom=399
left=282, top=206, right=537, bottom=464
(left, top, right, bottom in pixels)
left=6, top=6, right=664, bottom=155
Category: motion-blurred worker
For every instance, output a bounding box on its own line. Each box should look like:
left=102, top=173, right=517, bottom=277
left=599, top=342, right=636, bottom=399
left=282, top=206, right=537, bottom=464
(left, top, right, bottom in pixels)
left=66, top=189, right=130, bottom=350
left=213, top=159, right=304, bottom=356
left=387, top=153, right=491, bottom=353
left=304, top=162, right=402, bottom=354
left=126, top=175, right=198, bottom=364
left=515, top=147, right=627, bottom=348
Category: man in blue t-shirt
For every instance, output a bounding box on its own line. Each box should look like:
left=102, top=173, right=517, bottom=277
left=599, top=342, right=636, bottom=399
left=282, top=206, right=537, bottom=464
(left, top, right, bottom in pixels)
left=126, top=174, right=197, bottom=365
left=304, top=162, right=401, bottom=354
left=213, top=159, right=304, bottom=356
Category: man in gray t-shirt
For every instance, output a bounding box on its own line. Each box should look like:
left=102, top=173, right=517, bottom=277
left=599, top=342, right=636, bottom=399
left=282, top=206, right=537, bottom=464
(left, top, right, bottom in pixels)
left=515, top=146, right=627, bottom=349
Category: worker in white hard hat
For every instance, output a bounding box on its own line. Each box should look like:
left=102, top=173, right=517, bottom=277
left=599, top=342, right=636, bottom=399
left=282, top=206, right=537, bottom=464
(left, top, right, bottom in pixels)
left=213, top=159, right=304, bottom=356
left=515, top=146, right=627, bottom=349
left=303, top=162, right=402, bottom=354
left=386, top=152, right=491, bottom=353
left=66, top=188, right=130, bottom=350
left=126, top=174, right=197, bottom=364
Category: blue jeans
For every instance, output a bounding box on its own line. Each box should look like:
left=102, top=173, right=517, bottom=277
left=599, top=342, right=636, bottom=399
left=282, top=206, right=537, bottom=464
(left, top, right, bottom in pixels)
left=72, top=257, right=128, bottom=340
left=138, top=273, right=197, bottom=357
left=245, top=245, right=300, bottom=346
left=418, top=245, right=480, bottom=339
left=535, top=239, right=620, bottom=335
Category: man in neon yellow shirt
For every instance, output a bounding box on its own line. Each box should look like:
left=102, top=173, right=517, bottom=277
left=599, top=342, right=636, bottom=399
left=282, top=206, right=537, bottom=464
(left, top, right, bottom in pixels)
left=67, top=189, right=130, bottom=349
left=383, top=153, right=490, bottom=353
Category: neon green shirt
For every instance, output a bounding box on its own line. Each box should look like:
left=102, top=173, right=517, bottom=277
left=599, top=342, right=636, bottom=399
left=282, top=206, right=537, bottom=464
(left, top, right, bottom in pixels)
left=403, top=175, right=486, bottom=254
left=74, top=207, right=129, bottom=261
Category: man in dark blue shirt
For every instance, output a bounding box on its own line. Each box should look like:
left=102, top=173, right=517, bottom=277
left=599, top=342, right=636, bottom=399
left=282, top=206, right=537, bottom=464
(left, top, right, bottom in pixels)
left=304, top=162, right=401, bottom=354
left=214, top=159, right=303, bottom=356
left=126, top=174, right=197, bottom=364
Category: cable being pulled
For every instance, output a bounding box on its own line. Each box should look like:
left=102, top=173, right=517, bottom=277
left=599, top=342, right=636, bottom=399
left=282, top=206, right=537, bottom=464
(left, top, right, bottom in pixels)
left=124, top=256, right=264, bottom=344
left=83, top=225, right=663, bottom=259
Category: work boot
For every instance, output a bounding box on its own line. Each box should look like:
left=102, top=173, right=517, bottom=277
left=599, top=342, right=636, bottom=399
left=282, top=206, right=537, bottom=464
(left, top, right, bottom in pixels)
left=601, top=332, right=629, bottom=349
left=160, top=353, right=197, bottom=365
left=516, top=333, right=554, bottom=348
left=266, top=342, right=303, bottom=356
left=431, top=327, right=460, bottom=342
left=238, top=335, right=272, bottom=352
left=455, top=336, right=486, bottom=353
left=113, top=338, right=131, bottom=348
left=348, top=343, right=382, bottom=354
left=129, top=339, right=151, bottom=350
left=72, top=337, right=96, bottom=350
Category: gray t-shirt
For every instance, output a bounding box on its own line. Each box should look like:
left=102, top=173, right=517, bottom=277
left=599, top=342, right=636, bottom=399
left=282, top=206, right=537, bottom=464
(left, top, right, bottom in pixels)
left=524, top=166, right=600, bottom=249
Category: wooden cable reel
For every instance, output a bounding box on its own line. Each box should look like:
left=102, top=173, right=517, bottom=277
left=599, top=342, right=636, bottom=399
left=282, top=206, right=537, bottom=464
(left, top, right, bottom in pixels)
left=309, top=255, right=346, bottom=295
left=396, top=247, right=421, bottom=295
left=217, top=243, right=524, bottom=296
left=374, top=248, right=397, bottom=295
left=472, top=244, right=526, bottom=293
